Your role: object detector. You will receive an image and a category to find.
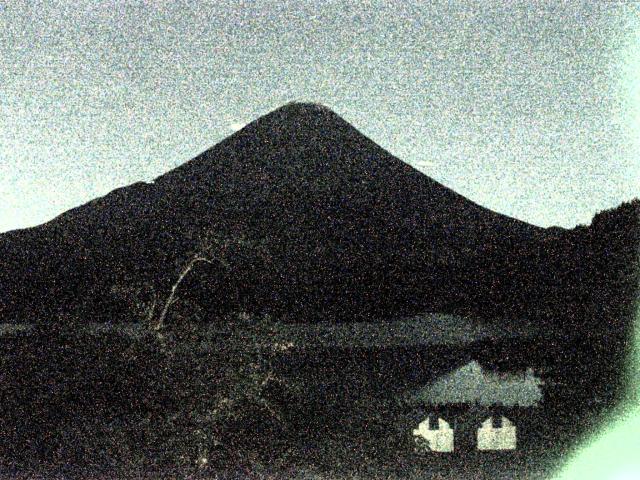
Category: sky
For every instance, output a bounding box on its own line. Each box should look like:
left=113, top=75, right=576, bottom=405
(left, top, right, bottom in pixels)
left=1, top=0, right=639, bottom=233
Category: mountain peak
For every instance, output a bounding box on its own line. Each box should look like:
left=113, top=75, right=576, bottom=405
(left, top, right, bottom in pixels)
left=275, top=101, right=335, bottom=115
left=249, top=102, right=346, bottom=133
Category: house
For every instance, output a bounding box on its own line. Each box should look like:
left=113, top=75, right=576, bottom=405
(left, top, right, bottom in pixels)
left=477, top=416, right=517, bottom=451
left=413, top=413, right=518, bottom=452
left=409, top=360, right=541, bottom=452
left=413, top=416, right=454, bottom=452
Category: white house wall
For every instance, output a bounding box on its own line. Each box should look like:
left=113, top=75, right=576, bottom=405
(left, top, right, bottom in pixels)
left=477, top=417, right=517, bottom=451
left=413, top=418, right=454, bottom=453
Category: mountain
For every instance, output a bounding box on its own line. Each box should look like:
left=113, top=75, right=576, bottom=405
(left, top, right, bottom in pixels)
left=0, top=102, right=637, bottom=327
left=0, top=102, right=638, bottom=474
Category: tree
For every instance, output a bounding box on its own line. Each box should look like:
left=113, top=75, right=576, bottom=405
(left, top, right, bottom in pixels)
left=183, top=311, right=300, bottom=467
left=109, top=226, right=273, bottom=332
left=104, top=230, right=299, bottom=467
left=135, top=311, right=301, bottom=469
left=149, top=229, right=261, bottom=331
left=152, top=251, right=224, bottom=332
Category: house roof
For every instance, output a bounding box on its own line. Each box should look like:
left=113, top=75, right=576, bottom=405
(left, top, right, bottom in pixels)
left=411, top=360, right=543, bottom=407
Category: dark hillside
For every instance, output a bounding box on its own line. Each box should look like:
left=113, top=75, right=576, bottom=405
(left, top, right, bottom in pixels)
left=0, top=103, right=637, bottom=336
left=0, top=102, right=552, bottom=324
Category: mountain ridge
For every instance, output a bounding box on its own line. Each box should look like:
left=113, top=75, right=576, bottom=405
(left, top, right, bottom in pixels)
left=0, top=103, right=637, bottom=327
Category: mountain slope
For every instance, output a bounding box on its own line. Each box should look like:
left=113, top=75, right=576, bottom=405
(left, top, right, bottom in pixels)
left=0, top=103, right=635, bottom=326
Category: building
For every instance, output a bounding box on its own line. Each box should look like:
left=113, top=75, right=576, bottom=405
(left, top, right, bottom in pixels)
left=413, top=416, right=454, bottom=452
left=477, top=416, right=517, bottom=451
left=413, top=413, right=518, bottom=452
left=410, top=360, right=541, bottom=452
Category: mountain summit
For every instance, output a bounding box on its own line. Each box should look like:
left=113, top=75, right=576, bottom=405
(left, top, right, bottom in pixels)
left=0, top=104, right=636, bottom=326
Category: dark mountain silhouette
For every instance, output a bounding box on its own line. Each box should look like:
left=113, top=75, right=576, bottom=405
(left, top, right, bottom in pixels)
left=0, top=102, right=637, bottom=328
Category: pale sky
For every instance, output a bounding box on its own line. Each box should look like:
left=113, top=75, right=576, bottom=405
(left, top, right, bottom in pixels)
left=1, top=0, right=639, bottom=233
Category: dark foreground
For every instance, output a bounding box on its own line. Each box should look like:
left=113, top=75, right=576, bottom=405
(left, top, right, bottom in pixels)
left=0, top=315, right=628, bottom=479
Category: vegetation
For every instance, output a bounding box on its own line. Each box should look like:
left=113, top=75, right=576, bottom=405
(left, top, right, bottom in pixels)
left=0, top=313, right=624, bottom=479
left=0, top=312, right=302, bottom=473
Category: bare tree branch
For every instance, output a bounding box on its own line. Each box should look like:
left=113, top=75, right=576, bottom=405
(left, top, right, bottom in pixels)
left=154, top=255, right=228, bottom=331
left=145, top=291, right=158, bottom=326
left=151, top=229, right=262, bottom=331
